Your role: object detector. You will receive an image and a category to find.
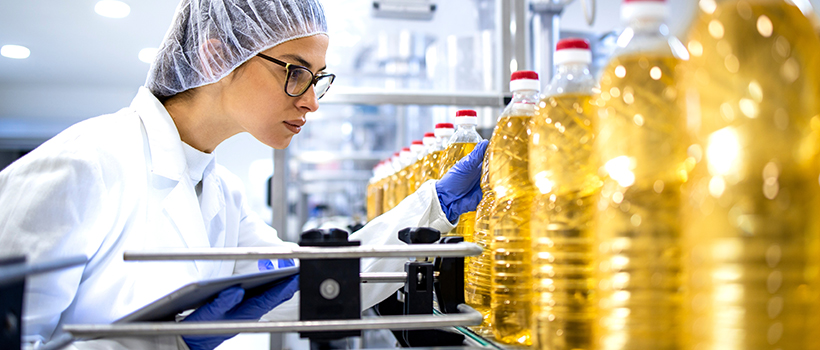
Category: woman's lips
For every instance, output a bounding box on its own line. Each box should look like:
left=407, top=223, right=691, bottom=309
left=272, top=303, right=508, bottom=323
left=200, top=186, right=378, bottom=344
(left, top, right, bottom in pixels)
left=283, top=120, right=304, bottom=134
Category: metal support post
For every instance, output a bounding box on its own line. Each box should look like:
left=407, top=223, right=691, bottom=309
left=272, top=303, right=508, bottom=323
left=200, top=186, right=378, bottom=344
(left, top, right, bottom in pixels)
left=298, top=228, right=361, bottom=347
left=434, top=236, right=465, bottom=314
left=530, top=0, right=567, bottom=82
left=0, top=255, right=86, bottom=350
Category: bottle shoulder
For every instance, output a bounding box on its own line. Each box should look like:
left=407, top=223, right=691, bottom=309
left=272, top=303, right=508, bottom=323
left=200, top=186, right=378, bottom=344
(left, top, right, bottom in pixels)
left=613, top=24, right=688, bottom=60
left=544, top=72, right=598, bottom=97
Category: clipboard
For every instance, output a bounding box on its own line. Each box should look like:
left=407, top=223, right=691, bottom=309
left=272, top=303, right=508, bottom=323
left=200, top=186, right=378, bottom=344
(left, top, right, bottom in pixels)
left=115, top=266, right=299, bottom=323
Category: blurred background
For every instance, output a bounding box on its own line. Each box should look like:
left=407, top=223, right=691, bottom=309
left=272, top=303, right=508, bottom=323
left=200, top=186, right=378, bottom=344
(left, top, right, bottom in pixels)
left=0, top=0, right=815, bottom=241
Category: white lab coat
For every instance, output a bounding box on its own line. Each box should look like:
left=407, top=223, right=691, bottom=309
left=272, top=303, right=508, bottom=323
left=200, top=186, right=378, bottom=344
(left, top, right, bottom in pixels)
left=0, top=87, right=455, bottom=349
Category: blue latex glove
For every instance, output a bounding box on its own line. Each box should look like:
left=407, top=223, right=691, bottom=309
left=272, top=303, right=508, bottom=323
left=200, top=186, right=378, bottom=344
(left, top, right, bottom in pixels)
left=435, top=140, right=489, bottom=223
left=181, top=275, right=299, bottom=350
left=258, top=258, right=295, bottom=270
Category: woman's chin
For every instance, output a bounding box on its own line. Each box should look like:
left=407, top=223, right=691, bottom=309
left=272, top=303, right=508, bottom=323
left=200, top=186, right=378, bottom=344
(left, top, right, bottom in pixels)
left=265, top=135, right=294, bottom=149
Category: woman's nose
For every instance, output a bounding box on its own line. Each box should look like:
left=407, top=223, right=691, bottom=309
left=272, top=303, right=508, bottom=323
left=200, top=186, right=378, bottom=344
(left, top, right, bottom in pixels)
left=296, top=85, right=320, bottom=112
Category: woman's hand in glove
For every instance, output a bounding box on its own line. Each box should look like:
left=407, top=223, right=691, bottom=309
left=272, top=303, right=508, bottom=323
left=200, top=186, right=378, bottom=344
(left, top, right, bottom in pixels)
left=181, top=275, right=299, bottom=350
left=435, top=140, right=489, bottom=223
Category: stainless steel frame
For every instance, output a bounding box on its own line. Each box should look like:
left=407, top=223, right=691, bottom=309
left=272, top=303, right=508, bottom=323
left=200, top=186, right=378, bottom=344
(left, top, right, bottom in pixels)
left=360, top=271, right=439, bottom=283
left=63, top=304, right=482, bottom=338
left=320, top=89, right=506, bottom=107
left=123, top=242, right=482, bottom=261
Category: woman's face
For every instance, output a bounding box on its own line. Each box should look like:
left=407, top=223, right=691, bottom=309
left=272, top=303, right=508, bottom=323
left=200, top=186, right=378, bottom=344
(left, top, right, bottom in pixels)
left=221, top=34, right=329, bottom=149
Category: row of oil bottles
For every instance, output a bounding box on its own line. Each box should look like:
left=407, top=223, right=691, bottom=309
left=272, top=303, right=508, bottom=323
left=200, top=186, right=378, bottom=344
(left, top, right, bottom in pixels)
left=364, top=117, right=478, bottom=218
left=366, top=0, right=820, bottom=349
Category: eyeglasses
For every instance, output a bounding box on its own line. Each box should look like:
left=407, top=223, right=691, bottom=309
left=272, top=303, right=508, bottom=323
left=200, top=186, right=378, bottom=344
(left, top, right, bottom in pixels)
left=256, top=53, right=335, bottom=100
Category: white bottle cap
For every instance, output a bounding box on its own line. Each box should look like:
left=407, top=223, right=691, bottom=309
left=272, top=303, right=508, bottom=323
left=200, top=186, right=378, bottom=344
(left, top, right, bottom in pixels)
left=622, top=0, right=668, bottom=22
left=391, top=152, right=401, bottom=171
left=509, top=71, right=540, bottom=92
left=554, top=38, right=592, bottom=66
left=454, top=110, right=478, bottom=126
left=434, top=123, right=455, bottom=137
left=422, top=132, right=436, bottom=147
left=399, top=147, right=413, bottom=166
left=410, top=140, right=425, bottom=154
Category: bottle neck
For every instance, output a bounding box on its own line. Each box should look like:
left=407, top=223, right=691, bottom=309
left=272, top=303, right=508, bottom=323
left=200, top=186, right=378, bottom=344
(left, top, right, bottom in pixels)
left=555, top=63, right=590, bottom=77
left=615, top=16, right=679, bottom=58
left=510, top=89, right=540, bottom=104
left=435, top=135, right=451, bottom=149
left=456, top=124, right=478, bottom=134
left=626, top=18, right=668, bottom=38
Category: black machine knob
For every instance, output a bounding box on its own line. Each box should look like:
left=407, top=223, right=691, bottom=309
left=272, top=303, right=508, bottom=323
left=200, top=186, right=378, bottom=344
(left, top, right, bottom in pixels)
left=300, top=228, right=349, bottom=244
left=398, top=227, right=441, bottom=244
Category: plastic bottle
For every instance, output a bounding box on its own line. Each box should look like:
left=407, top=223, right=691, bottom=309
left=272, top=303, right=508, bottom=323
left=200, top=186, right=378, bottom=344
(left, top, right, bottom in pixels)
left=420, top=123, right=455, bottom=183
left=679, top=1, right=820, bottom=349
left=466, top=141, right=495, bottom=336
left=395, top=147, right=413, bottom=204
left=367, top=162, right=382, bottom=221
left=487, top=72, right=540, bottom=345
left=594, top=0, right=690, bottom=349
left=374, top=161, right=388, bottom=219
left=407, top=140, right=425, bottom=194
left=440, top=110, right=482, bottom=175
left=440, top=110, right=483, bottom=240
left=384, top=152, right=401, bottom=212
left=529, top=38, right=599, bottom=350
left=414, top=132, right=436, bottom=190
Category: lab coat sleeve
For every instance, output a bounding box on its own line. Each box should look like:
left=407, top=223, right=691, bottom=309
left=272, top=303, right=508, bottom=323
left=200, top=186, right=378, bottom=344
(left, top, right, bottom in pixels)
left=0, top=133, right=185, bottom=350
left=45, top=336, right=187, bottom=350
left=261, top=179, right=455, bottom=321
left=0, top=144, right=116, bottom=345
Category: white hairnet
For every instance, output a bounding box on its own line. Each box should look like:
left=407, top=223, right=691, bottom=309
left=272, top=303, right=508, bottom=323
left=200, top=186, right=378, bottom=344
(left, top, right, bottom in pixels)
left=146, top=0, right=327, bottom=98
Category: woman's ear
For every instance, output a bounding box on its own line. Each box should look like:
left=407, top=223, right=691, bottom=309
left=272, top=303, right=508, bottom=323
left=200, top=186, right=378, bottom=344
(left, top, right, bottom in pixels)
left=198, top=38, right=229, bottom=80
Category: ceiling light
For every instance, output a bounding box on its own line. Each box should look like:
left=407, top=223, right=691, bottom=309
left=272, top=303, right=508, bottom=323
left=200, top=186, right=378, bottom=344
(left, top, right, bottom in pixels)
left=138, top=48, right=158, bottom=64
left=1, top=45, right=31, bottom=59
left=95, top=0, right=131, bottom=19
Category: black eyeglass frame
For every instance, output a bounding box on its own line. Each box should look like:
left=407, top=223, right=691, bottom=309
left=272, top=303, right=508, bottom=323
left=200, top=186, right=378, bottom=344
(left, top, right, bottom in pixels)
left=256, top=53, right=335, bottom=99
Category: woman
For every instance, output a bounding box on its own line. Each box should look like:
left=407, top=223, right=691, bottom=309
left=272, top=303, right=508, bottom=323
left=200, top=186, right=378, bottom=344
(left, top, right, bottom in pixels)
left=0, top=0, right=487, bottom=349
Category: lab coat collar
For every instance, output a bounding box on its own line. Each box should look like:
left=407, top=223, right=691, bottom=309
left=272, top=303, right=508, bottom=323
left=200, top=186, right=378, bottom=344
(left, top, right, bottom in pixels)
left=131, top=87, right=225, bottom=276
left=131, top=87, right=186, bottom=181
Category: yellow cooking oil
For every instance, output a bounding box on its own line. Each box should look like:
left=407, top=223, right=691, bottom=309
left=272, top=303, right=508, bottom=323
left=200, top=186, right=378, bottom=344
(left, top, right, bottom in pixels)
left=439, top=142, right=477, bottom=237
left=466, top=146, right=495, bottom=335
left=421, top=150, right=443, bottom=184
left=381, top=174, right=391, bottom=214
left=456, top=211, right=475, bottom=268
left=679, top=1, right=820, bottom=349
left=394, top=165, right=409, bottom=206
left=595, top=54, right=687, bottom=350
left=406, top=160, right=420, bottom=196
left=488, top=115, right=534, bottom=345
left=411, top=158, right=424, bottom=192
left=385, top=171, right=402, bottom=211
left=372, top=178, right=384, bottom=219
left=529, top=94, right=599, bottom=350
left=439, top=142, right=477, bottom=176
left=366, top=180, right=377, bottom=221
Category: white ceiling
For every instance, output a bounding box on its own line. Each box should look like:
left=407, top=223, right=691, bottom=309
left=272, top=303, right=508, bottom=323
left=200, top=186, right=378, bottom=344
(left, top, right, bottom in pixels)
left=2, top=0, right=819, bottom=146
left=0, top=0, right=180, bottom=143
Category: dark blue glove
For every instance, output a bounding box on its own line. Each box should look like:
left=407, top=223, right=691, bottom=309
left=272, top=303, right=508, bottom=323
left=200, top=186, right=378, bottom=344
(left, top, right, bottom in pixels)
left=181, top=275, right=299, bottom=350
left=435, top=140, right=489, bottom=223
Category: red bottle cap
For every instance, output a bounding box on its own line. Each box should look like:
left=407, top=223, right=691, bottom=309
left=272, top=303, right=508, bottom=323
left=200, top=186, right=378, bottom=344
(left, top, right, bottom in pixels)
left=511, top=71, right=538, bottom=81
left=455, top=110, right=477, bottom=117
left=556, top=38, right=590, bottom=50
